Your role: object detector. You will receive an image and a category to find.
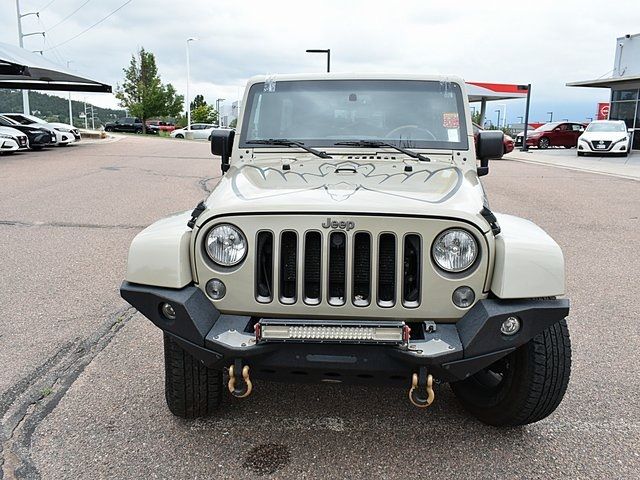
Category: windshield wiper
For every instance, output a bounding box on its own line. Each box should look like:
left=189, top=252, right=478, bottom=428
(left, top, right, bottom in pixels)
left=247, top=139, right=332, bottom=159
left=335, top=140, right=431, bottom=162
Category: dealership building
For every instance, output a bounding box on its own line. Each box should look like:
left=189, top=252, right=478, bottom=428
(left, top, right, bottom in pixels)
left=568, top=33, right=640, bottom=150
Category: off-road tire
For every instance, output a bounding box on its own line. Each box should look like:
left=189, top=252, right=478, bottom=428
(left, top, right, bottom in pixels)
left=450, top=319, right=571, bottom=427
left=163, top=333, right=223, bottom=418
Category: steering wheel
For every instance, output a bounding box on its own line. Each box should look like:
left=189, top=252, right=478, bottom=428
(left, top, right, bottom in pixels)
left=385, top=124, right=437, bottom=140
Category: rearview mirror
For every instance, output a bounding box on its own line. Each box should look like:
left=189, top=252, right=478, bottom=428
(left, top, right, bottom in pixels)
left=210, top=129, right=235, bottom=174
left=476, top=131, right=504, bottom=176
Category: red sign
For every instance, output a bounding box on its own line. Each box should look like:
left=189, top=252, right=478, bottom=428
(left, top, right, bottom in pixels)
left=597, top=102, right=610, bottom=120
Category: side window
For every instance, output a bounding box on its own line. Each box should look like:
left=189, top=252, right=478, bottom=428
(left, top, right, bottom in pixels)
left=556, top=124, right=568, bottom=131
left=571, top=124, right=584, bottom=132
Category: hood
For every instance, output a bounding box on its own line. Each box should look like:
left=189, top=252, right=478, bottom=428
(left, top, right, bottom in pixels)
left=580, top=131, right=628, bottom=142
left=48, top=122, right=76, bottom=130
left=0, top=126, right=25, bottom=137
left=199, top=158, right=490, bottom=232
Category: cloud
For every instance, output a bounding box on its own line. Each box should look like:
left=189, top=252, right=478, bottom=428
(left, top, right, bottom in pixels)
left=1, top=0, right=637, bottom=120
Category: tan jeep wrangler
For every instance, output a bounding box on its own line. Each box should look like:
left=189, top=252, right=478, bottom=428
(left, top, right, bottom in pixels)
left=121, top=74, right=570, bottom=426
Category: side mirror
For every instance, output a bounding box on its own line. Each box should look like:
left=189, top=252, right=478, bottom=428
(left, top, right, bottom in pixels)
left=211, top=129, right=235, bottom=174
left=476, top=131, right=504, bottom=176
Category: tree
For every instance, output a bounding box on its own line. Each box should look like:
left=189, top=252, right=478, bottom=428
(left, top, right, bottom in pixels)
left=115, top=48, right=184, bottom=133
left=190, top=94, right=207, bottom=111
left=191, top=104, right=218, bottom=124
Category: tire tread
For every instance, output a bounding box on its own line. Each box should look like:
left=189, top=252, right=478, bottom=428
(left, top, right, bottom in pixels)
left=163, top=333, right=222, bottom=418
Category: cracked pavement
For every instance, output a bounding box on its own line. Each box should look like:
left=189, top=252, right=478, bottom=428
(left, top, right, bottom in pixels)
left=1, top=137, right=639, bottom=479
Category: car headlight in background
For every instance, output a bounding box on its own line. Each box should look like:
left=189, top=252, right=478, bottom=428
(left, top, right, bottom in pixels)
left=432, top=229, right=478, bottom=272
left=205, top=223, right=247, bottom=266
left=612, top=137, right=629, bottom=146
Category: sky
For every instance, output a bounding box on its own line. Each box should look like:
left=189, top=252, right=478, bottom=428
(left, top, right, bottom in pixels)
left=2, top=0, right=639, bottom=124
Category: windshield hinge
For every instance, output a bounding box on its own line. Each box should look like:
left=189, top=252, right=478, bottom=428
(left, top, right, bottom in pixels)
left=187, top=201, right=207, bottom=229
left=480, top=206, right=501, bottom=235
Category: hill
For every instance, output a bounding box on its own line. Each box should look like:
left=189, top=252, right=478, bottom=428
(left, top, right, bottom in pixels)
left=0, top=90, right=125, bottom=128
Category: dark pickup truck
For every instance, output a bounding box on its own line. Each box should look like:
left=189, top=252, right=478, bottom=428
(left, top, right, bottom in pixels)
left=104, top=117, right=158, bottom=134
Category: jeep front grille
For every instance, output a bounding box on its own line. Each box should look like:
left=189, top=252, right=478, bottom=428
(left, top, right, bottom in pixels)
left=255, top=230, right=422, bottom=308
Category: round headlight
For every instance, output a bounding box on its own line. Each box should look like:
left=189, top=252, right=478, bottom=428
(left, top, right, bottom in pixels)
left=205, top=224, right=247, bottom=266
left=432, top=229, right=478, bottom=273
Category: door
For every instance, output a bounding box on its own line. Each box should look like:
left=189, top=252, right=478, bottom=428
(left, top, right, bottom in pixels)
left=552, top=123, right=571, bottom=147
left=192, top=124, right=206, bottom=139
left=569, top=124, right=585, bottom=146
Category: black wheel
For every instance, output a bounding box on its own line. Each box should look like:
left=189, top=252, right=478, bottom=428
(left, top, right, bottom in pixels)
left=450, top=319, right=571, bottom=427
left=163, top=333, right=223, bottom=418
left=538, top=137, right=550, bottom=149
left=105, top=127, right=113, bottom=132
left=175, top=134, right=184, bottom=139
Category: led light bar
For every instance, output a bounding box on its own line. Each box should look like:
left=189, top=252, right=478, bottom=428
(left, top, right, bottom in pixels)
left=257, top=320, right=408, bottom=345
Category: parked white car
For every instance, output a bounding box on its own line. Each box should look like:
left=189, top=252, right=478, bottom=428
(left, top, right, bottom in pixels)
left=170, top=123, right=217, bottom=140
left=1, top=113, right=81, bottom=146
left=577, top=120, right=630, bottom=156
left=0, top=125, right=28, bottom=154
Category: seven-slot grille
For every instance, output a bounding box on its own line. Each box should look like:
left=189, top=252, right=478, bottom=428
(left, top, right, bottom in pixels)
left=255, top=230, right=422, bottom=308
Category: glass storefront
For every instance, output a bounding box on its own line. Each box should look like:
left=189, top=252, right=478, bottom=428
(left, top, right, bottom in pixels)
left=610, top=87, right=640, bottom=149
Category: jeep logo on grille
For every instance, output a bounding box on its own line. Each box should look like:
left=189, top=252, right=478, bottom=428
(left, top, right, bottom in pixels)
left=322, top=218, right=355, bottom=231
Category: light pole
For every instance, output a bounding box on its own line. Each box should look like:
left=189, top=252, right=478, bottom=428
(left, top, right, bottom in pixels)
left=67, top=61, right=73, bottom=127
left=547, top=111, right=553, bottom=122
left=186, top=37, right=197, bottom=130
left=495, top=109, right=501, bottom=130
left=16, top=0, right=44, bottom=114
left=306, top=49, right=330, bottom=72
left=586, top=117, right=593, bottom=122
left=216, top=98, right=225, bottom=126
left=497, top=103, right=507, bottom=128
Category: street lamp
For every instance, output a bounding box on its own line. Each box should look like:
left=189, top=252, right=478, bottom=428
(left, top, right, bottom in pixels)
left=66, top=60, right=73, bottom=127
left=495, top=109, right=501, bottom=129
left=306, top=49, right=331, bottom=72
left=216, top=98, right=225, bottom=126
left=186, top=37, right=197, bottom=130
left=547, top=111, right=553, bottom=122
left=517, top=116, right=524, bottom=124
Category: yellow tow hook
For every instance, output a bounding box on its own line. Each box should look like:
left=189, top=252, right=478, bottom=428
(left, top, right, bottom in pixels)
left=408, top=368, right=435, bottom=408
left=228, top=362, right=253, bottom=398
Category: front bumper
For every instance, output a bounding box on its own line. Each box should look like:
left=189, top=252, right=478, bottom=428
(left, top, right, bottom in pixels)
left=121, top=282, right=569, bottom=384
left=578, top=140, right=628, bottom=153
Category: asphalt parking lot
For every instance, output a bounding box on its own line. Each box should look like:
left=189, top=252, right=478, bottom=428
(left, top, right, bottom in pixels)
left=1, top=136, right=639, bottom=479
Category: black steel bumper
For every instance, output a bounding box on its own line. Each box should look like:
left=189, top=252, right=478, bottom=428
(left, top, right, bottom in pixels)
left=121, top=282, right=569, bottom=384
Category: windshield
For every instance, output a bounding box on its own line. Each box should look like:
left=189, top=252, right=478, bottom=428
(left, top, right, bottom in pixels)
left=535, top=123, right=560, bottom=132
left=585, top=122, right=626, bottom=133
left=240, top=80, right=469, bottom=150
left=0, top=115, right=20, bottom=126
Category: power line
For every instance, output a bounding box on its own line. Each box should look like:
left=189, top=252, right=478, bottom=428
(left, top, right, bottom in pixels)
left=39, top=0, right=56, bottom=12
left=48, top=0, right=92, bottom=32
left=45, top=0, right=132, bottom=50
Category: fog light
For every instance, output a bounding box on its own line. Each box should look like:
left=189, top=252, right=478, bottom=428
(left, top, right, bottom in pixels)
left=160, top=302, right=176, bottom=320
left=501, top=316, right=521, bottom=336
left=452, top=286, right=475, bottom=308
left=206, top=278, right=226, bottom=300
